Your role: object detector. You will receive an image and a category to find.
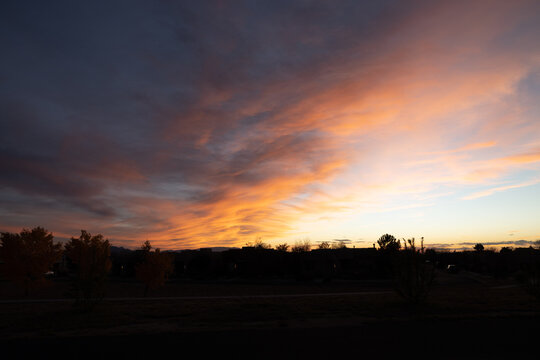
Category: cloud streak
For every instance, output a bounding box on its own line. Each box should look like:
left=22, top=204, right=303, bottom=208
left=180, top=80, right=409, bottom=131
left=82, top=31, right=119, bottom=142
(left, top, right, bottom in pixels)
left=463, top=178, right=540, bottom=200
left=1, top=0, right=539, bottom=249
left=428, top=240, right=538, bottom=251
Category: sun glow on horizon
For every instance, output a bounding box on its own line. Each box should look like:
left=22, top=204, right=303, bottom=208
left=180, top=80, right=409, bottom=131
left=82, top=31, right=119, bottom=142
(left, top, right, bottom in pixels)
left=1, top=0, right=539, bottom=250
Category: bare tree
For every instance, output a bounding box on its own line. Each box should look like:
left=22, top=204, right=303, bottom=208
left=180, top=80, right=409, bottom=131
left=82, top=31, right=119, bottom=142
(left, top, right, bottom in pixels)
left=393, top=238, right=435, bottom=304
left=245, top=237, right=272, bottom=249
left=292, top=239, right=311, bottom=252
left=331, top=240, right=347, bottom=249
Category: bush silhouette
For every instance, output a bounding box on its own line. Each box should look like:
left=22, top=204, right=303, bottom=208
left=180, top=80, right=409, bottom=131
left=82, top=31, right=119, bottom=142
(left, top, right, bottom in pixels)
left=318, top=241, right=330, bottom=250
left=64, top=230, right=111, bottom=310
left=292, top=239, right=311, bottom=252
left=0, top=227, right=62, bottom=296
left=331, top=240, right=347, bottom=249
left=135, top=241, right=174, bottom=297
left=255, top=239, right=272, bottom=249
left=275, top=243, right=289, bottom=252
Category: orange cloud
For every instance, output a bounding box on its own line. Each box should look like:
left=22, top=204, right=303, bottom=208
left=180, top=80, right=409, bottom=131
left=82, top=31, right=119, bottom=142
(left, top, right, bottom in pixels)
left=2, top=0, right=539, bottom=249
left=501, top=151, right=540, bottom=165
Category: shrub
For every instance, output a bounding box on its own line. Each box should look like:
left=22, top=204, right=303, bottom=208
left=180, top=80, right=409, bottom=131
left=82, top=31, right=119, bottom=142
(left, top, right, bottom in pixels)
left=246, top=238, right=272, bottom=249
left=275, top=243, right=289, bottom=252
left=318, top=241, right=330, bottom=250
left=331, top=240, right=347, bottom=249
left=292, top=239, right=311, bottom=252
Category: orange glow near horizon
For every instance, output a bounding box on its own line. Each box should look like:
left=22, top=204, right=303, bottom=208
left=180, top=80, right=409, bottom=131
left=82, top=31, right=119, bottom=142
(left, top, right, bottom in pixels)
left=1, top=0, right=539, bottom=251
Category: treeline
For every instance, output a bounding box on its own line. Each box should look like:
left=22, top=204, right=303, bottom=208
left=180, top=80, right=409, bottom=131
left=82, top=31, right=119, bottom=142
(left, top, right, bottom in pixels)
left=0, top=227, right=174, bottom=309
left=2, top=228, right=540, bottom=305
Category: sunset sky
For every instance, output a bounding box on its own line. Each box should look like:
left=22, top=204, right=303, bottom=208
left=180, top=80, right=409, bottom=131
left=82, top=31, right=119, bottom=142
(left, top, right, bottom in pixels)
left=1, top=0, right=539, bottom=250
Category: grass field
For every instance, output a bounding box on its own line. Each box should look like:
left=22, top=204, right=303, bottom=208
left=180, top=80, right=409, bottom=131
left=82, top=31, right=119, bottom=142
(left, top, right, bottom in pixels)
left=1, top=270, right=539, bottom=358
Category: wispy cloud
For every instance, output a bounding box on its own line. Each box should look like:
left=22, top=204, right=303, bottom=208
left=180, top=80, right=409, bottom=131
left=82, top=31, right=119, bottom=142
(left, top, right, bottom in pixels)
left=1, top=0, right=539, bottom=249
left=427, top=240, right=537, bottom=250
left=463, top=178, right=540, bottom=200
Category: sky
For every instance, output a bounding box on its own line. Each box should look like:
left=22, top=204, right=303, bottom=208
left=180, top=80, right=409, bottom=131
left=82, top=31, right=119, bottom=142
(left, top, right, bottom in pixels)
left=1, top=0, right=539, bottom=250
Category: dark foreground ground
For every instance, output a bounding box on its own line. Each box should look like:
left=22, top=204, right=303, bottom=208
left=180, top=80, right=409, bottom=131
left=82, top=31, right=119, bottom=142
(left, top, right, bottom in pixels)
left=1, top=271, right=539, bottom=359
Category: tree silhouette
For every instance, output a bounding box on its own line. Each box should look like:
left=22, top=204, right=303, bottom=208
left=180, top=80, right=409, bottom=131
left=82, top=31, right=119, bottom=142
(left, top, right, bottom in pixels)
left=474, top=243, right=484, bottom=252
left=135, top=240, right=174, bottom=297
left=500, top=247, right=513, bottom=254
left=64, top=230, right=111, bottom=310
left=275, top=243, right=289, bottom=252
left=393, top=238, right=435, bottom=304
left=246, top=238, right=272, bottom=249
left=318, top=241, right=330, bottom=250
left=377, top=234, right=400, bottom=252
left=292, top=239, right=311, bottom=252
left=0, top=227, right=62, bottom=296
left=331, top=240, right=347, bottom=249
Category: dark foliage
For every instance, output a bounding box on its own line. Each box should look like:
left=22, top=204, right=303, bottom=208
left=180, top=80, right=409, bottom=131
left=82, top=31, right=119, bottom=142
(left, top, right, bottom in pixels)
left=0, top=227, right=62, bottom=295
left=377, top=234, right=401, bottom=252
left=135, top=241, right=174, bottom=297
left=474, top=243, right=484, bottom=252
left=64, top=230, right=112, bottom=311
left=392, top=238, right=435, bottom=304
